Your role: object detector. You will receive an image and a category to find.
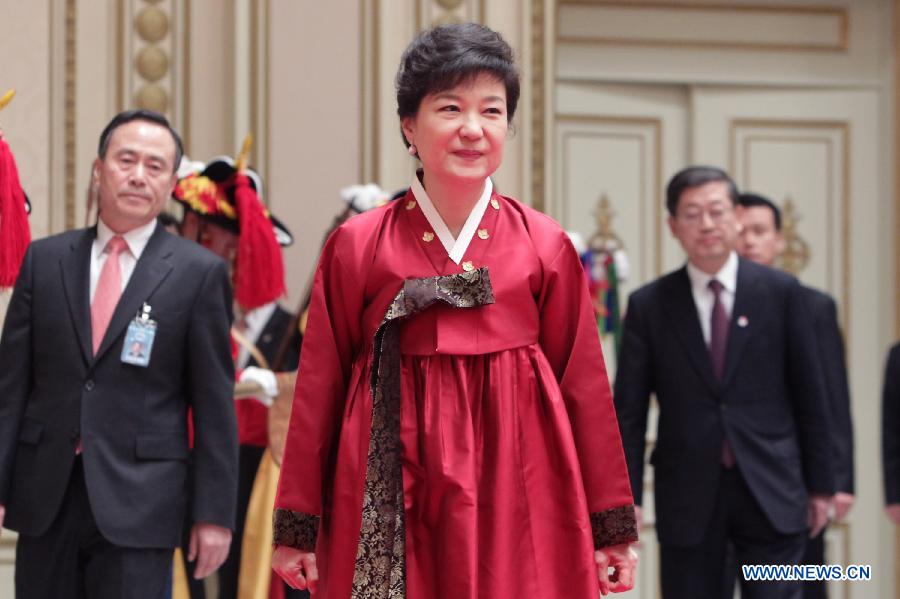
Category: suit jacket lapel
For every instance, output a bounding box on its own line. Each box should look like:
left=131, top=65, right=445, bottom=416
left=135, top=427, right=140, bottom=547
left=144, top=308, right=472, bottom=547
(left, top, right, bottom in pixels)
left=59, top=228, right=96, bottom=365
left=94, top=225, right=175, bottom=361
left=661, top=268, right=718, bottom=394
left=721, top=259, right=761, bottom=388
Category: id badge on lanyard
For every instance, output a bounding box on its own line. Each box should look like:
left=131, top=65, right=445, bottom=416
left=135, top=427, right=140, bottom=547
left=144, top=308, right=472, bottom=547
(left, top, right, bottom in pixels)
left=121, top=302, right=157, bottom=367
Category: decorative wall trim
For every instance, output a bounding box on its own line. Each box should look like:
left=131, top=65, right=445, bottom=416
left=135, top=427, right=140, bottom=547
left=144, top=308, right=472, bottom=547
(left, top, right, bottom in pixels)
left=557, top=114, right=662, bottom=276
left=116, top=0, right=124, bottom=112
left=556, top=0, right=849, bottom=54
left=251, top=0, right=259, bottom=169
left=181, top=1, right=190, bottom=153
left=64, top=0, right=76, bottom=230
left=893, top=0, right=900, bottom=590
left=895, top=0, right=900, bottom=343
left=530, top=0, right=546, bottom=211
left=131, top=1, right=173, bottom=115
left=728, top=119, right=850, bottom=344
left=416, top=0, right=485, bottom=28
left=247, top=0, right=269, bottom=188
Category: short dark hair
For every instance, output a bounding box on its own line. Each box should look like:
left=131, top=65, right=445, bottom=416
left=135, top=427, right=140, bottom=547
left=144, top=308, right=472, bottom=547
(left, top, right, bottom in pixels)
left=738, top=192, right=782, bottom=231
left=97, top=109, right=184, bottom=173
left=665, top=166, right=738, bottom=217
left=395, top=22, right=520, bottom=147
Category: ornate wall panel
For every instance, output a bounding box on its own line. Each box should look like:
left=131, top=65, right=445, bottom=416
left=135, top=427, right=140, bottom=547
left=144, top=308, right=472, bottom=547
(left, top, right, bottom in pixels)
left=120, top=0, right=179, bottom=120
left=555, top=0, right=882, bottom=87
left=415, top=0, right=486, bottom=29
left=554, top=116, right=662, bottom=292
left=729, top=120, right=849, bottom=326
left=558, top=1, right=848, bottom=52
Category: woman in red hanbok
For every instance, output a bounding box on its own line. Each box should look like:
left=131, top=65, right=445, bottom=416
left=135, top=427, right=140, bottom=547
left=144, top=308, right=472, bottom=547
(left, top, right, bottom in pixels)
left=272, top=23, right=638, bottom=598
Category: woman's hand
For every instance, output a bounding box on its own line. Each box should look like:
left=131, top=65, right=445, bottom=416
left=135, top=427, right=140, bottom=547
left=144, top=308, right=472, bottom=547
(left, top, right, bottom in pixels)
left=595, top=543, right=638, bottom=595
left=272, top=545, right=319, bottom=593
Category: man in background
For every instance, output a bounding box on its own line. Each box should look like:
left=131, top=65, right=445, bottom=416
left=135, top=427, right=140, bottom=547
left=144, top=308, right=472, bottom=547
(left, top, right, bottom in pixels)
left=614, top=166, right=833, bottom=599
left=737, top=192, right=854, bottom=599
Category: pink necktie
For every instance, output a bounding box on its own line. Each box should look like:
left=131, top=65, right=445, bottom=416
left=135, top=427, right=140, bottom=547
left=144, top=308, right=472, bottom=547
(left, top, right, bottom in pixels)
left=91, top=236, right=128, bottom=354
left=709, top=279, right=736, bottom=468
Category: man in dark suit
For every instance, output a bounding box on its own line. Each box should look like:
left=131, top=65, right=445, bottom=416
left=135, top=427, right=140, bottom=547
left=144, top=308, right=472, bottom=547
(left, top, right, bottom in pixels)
left=614, top=166, right=834, bottom=599
left=0, top=109, right=238, bottom=599
left=737, top=192, right=854, bottom=599
left=882, top=344, right=900, bottom=525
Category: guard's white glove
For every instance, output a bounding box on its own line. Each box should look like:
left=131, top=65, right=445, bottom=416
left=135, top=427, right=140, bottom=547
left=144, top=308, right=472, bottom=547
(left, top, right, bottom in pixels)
left=238, top=366, right=278, bottom=407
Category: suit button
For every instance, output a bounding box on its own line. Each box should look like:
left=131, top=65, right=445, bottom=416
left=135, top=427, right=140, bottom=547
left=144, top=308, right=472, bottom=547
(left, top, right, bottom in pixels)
left=84, top=380, right=95, bottom=391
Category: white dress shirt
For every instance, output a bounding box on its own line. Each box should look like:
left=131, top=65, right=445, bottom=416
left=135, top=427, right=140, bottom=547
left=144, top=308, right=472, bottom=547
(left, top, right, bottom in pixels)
left=89, top=218, right=157, bottom=303
left=686, top=251, right=738, bottom=346
left=410, top=176, right=493, bottom=265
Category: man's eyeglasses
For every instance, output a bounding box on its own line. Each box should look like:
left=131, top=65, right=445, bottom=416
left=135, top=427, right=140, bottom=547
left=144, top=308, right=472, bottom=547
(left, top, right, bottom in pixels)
left=676, top=206, right=732, bottom=227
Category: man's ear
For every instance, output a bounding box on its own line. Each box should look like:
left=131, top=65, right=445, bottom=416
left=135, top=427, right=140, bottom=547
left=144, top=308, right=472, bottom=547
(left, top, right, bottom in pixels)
left=666, top=215, right=677, bottom=238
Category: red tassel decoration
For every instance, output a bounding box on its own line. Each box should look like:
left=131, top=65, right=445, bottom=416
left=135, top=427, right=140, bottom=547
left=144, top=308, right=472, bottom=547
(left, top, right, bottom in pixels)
left=0, top=137, right=30, bottom=288
left=233, top=171, right=285, bottom=310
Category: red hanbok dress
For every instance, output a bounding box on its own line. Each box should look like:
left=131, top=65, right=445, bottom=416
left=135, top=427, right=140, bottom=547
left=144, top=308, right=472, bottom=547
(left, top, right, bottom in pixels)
left=273, top=179, right=637, bottom=599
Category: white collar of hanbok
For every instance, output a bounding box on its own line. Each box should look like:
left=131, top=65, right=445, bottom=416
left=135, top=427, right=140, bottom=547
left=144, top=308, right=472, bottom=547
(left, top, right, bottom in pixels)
left=410, top=175, right=493, bottom=265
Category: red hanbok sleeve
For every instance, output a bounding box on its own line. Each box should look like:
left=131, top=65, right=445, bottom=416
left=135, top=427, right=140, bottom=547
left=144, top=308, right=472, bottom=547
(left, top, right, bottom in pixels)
left=273, top=227, right=365, bottom=550
left=537, top=234, right=638, bottom=548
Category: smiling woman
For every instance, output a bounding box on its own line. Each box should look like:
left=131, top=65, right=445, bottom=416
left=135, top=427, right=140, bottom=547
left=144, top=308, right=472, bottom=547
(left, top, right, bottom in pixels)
left=271, top=22, right=639, bottom=599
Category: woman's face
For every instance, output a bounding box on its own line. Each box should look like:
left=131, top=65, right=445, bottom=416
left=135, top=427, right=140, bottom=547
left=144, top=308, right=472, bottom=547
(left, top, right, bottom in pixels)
left=402, top=72, right=508, bottom=186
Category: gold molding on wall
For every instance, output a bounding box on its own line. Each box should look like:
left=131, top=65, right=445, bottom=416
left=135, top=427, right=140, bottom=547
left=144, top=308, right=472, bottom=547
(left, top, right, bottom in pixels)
left=373, top=0, right=381, bottom=184
left=116, top=1, right=124, bottom=112
left=251, top=0, right=258, bottom=168
left=556, top=114, right=663, bottom=277
left=243, top=0, right=271, bottom=194
left=416, top=0, right=484, bottom=27
left=181, top=1, right=191, bottom=153
left=894, top=0, right=900, bottom=593
left=556, top=0, right=849, bottom=54
left=64, top=0, right=76, bottom=230
left=895, top=0, right=900, bottom=342
left=264, top=0, right=270, bottom=192
left=530, top=0, right=546, bottom=211
left=728, top=119, right=850, bottom=347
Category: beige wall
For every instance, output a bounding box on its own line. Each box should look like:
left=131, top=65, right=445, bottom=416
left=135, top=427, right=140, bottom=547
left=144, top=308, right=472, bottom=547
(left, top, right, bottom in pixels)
left=268, top=0, right=360, bottom=308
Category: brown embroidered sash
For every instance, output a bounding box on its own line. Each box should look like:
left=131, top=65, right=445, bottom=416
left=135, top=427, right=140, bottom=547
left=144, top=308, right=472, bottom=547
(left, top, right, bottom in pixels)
left=351, top=267, right=495, bottom=598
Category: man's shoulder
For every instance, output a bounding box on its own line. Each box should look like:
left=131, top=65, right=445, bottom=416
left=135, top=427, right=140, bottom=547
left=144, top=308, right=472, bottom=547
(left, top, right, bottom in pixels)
left=629, top=268, right=686, bottom=303
left=888, top=342, right=900, bottom=368
left=738, top=258, right=799, bottom=294
left=800, top=284, right=836, bottom=311
left=29, top=228, right=89, bottom=254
